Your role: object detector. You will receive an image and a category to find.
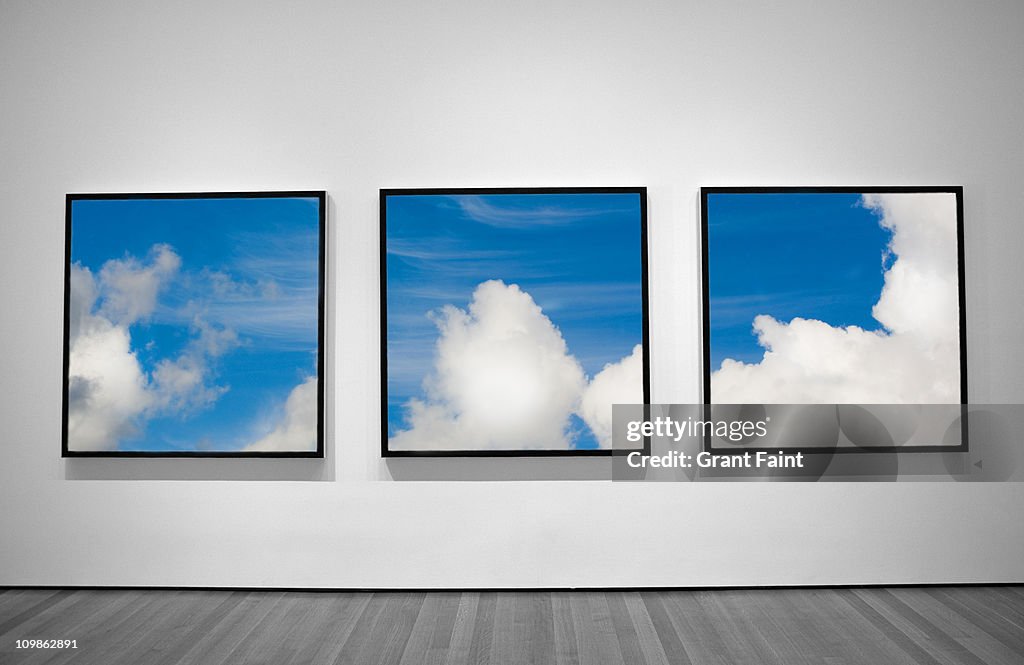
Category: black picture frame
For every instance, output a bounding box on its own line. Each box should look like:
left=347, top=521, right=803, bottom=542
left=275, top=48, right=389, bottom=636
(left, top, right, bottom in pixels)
left=700, top=186, right=968, bottom=455
left=62, top=191, right=327, bottom=458
left=381, top=187, right=651, bottom=457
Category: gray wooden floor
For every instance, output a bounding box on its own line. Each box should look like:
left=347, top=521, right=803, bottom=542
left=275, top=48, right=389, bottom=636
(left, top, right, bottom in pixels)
left=0, top=586, right=1022, bottom=664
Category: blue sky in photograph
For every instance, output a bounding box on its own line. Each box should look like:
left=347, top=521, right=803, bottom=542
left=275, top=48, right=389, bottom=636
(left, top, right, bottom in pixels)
left=69, top=196, right=320, bottom=452
left=705, top=192, right=890, bottom=369
left=386, top=192, right=644, bottom=450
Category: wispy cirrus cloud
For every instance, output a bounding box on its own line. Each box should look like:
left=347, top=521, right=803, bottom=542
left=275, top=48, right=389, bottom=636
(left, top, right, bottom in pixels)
left=456, top=195, right=632, bottom=228
left=386, top=239, right=515, bottom=262
left=150, top=247, right=319, bottom=350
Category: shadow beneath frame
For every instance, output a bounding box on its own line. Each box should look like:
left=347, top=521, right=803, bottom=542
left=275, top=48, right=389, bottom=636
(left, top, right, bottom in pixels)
left=383, top=456, right=615, bottom=481
left=63, top=457, right=332, bottom=481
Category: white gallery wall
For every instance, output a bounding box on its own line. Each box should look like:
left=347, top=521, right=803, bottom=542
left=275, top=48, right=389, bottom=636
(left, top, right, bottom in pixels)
left=1, top=0, right=1023, bottom=587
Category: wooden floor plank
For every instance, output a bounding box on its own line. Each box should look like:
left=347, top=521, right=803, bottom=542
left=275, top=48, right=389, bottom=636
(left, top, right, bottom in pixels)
left=567, top=591, right=622, bottom=665
left=775, top=588, right=876, bottom=663
left=990, top=586, right=1024, bottom=620
left=29, top=590, right=149, bottom=665
left=929, top=588, right=1024, bottom=654
left=620, top=592, right=670, bottom=665
left=603, top=592, right=646, bottom=665
left=328, top=592, right=392, bottom=665
left=9, top=590, right=157, bottom=665
left=101, top=590, right=228, bottom=665
left=585, top=592, right=626, bottom=665
left=341, top=592, right=425, bottom=665
left=399, top=592, right=459, bottom=665
left=818, top=589, right=921, bottom=665
left=849, top=588, right=959, bottom=665
left=949, top=586, right=1024, bottom=628
left=399, top=593, right=443, bottom=665
left=891, top=589, right=1023, bottom=665
left=91, top=590, right=232, bottom=665
left=487, top=592, right=517, bottom=665
left=0, top=589, right=79, bottom=638
left=47, top=591, right=183, bottom=665
left=0, top=590, right=60, bottom=625
left=866, top=588, right=989, bottom=665
left=519, top=591, right=555, bottom=665
left=777, top=589, right=852, bottom=663
left=282, top=592, right=373, bottom=665
left=233, top=592, right=316, bottom=665
left=424, top=593, right=461, bottom=665
left=887, top=588, right=971, bottom=639
left=710, top=589, right=793, bottom=665
left=219, top=592, right=300, bottom=665
left=443, top=592, right=479, bottom=665
left=639, top=591, right=693, bottom=665
left=466, top=590, right=497, bottom=665
left=550, top=593, right=580, bottom=665
left=660, top=590, right=730, bottom=665
left=837, top=588, right=943, bottom=665
left=173, top=592, right=282, bottom=665
left=146, top=590, right=250, bottom=665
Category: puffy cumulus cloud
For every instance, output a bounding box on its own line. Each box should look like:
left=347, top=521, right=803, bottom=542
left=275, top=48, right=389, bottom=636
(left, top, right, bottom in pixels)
left=390, top=280, right=589, bottom=451
left=67, top=264, right=158, bottom=451
left=98, top=244, right=180, bottom=325
left=579, top=344, right=644, bottom=447
left=66, top=247, right=236, bottom=451
left=68, top=264, right=99, bottom=343
left=712, top=192, right=961, bottom=404
left=244, top=377, right=319, bottom=452
left=863, top=193, right=960, bottom=341
left=66, top=266, right=154, bottom=451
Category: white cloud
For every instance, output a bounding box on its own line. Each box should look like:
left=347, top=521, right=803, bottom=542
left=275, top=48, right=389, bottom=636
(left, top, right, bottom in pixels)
left=864, top=193, right=960, bottom=341
left=711, top=192, right=961, bottom=404
left=579, top=344, right=644, bottom=447
left=243, top=377, right=319, bottom=452
left=390, top=280, right=588, bottom=451
left=67, top=265, right=157, bottom=451
left=389, top=280, right=644, bottom=451
left=66, top=246, right=237, bottom=451
left=66, top=268, right=154, bottom=451
left=98, top=244, right=180, bottom=325
left=149, top=317, right=238, bottom=415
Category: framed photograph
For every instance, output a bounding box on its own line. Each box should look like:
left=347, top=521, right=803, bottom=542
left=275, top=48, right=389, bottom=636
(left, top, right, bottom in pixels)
left=63, top=191, right=326, bottom=457
left=701, top=186, right=967, bottom=453
left=382, top=187, right=650, bottom=456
